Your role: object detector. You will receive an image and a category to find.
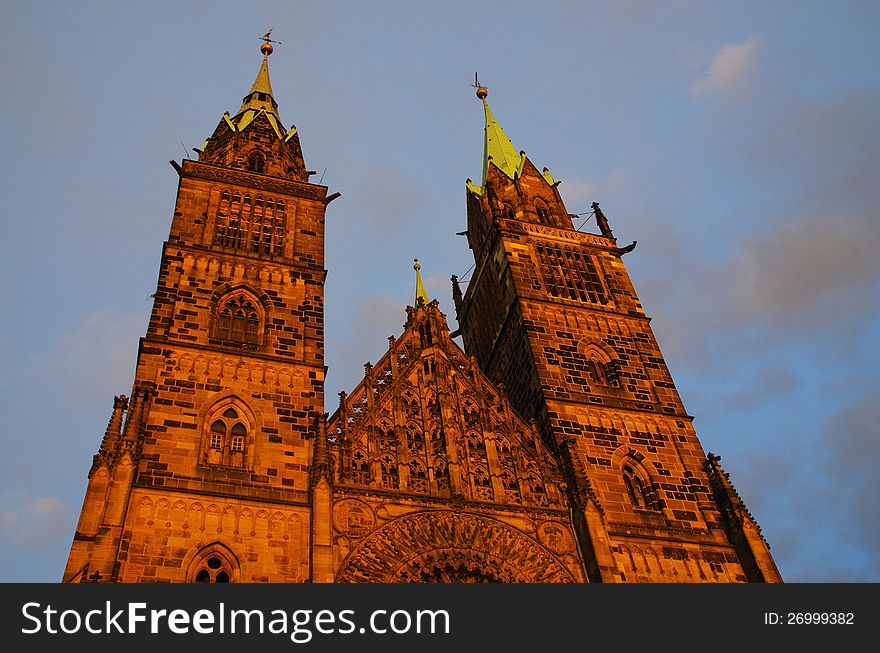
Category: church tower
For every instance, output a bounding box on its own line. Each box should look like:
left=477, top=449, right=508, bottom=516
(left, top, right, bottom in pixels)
left=64, top=41, right=333, bottom=582
left=64, top=42, right=780, bottom=583
left=452, top=83, right=782, bottom=582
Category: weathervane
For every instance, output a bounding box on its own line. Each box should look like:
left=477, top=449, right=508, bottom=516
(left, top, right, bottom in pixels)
left=471, top=72, right=489, bottom=99
left=260, top=29, right=282, bottom=55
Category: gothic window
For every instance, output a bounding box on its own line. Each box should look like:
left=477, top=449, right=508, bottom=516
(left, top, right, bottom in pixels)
left=535, top=242, right=608, bottom=305
left=228, top=192, right=243, bottom=249
left=380, top=454, right=399, bottom=489
left=434, top=459, right=450, bottom=492
left=409, top=459, right=428, bottom=493
left=535, top=202, right=550, bottom=225
left=210, top=421, right=224, bottom=449
left=467, top=433, right=487, bottom=463
left=582, top=348, right=620, bottom=388
left=377, top=426, right=396, bottom=453
left=499, top=203, right=514, bottom=220
left=623, top=464, right=659, bottom=511
left=526, top=473, right=548, bottom=506
left=351, top=450, right=369, bottom=485
left=213, top=189, right=285, bottom=255
left=471, top=466, right=494, bottom=501
left=214, top=190, right=231, bottom=245
left=501, top=469, right=521, bottom=503
left=463, top=401, right=480, bottom=428
left=214, top=293, right=262, bottom=346
left=188, top=544, right=239, bottom=583
left=419, top=323, right=433, bottom=345
left=203, top=406, right=248, bottom=468
left=247, top=150, right=265, bottom=173
left=407, top=425, right=425, bottom=454
left=195, top=557, right=230, bottom=583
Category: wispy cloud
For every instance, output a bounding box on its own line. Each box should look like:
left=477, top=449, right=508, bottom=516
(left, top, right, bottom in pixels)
left=0, top=495, right=68, bottom=550
left=691, top=36, right=761, bottom=97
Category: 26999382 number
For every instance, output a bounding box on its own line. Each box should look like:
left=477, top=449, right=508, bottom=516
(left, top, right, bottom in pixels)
left=788, top=613, right=854, bottom=625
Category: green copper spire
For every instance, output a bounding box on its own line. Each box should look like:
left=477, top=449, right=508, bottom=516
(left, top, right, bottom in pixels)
left=472, top=80, right=522, bottom=189
left=413, top=258, right=430, bottom=306
left=236, top=40, right=280, bottom=119
left=481, top=96, right=521, bottom=185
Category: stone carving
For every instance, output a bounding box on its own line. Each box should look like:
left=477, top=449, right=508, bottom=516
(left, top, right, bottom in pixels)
left=336, top=511, right=575, bottom=583
left=332, top=499, right=375, bottom=538
left=183, top=161, right=325, bottom=201
left=538, top=521, right=575, bottom=554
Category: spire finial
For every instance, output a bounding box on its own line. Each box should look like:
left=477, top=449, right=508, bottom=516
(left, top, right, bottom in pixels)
left=472, top=72, right=489, bottom=100
left=414, top=258, right=430, bottom=306
left=260, top=29, right=281, bottom=56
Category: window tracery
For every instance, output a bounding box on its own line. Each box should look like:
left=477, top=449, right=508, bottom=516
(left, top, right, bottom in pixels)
left=203, top=405, right=249, bottom=468
left=188, top=544, right=238, bottom=583
left=247, top=150, right=265, bottom=173
left=214, top=292, right=263, bottom=346
left=623, top=463, right=660, bottom=511
left=213, top=189, right=285, bottom=255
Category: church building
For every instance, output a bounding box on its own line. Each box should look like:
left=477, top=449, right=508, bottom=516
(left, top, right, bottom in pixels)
left=63, top=41, right=781, bottom=583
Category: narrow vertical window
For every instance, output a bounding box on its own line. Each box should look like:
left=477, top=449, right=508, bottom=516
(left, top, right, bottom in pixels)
left=247, top=150, right=265, bottom=173
left=536, top=203, right=550, bottom=224
left=623, top=464, right=658, bottom=511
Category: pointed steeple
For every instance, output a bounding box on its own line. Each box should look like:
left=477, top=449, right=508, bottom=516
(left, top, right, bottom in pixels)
left=413, top=258, right=430, bottom=306
left=480, top=94, right=521, bottom=185
left=197, top=35, right=309, bottom=181
left=235, top=41, right=280, bottom=120
left=468, top=78, right=524, bottom=194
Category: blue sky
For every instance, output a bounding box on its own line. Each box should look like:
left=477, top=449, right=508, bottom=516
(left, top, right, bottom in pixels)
left=1, top=0, right=878, bottom=582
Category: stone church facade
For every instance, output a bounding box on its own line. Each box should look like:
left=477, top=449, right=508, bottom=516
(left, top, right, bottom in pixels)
left=63, top=43, right=781, bottom=583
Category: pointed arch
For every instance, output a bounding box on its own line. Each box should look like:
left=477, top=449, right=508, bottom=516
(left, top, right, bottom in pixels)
left=210, top=285, right=268, bottom=347
left=351, top=449, right=370, bottom=485
left=184, top=541, right=241, bottom=583
left=379, top=453, right=399, bottom=489
left=246, top=149, right=265, bottom=173
left=198, top=393, right=258, bottom=469
left=534, top=199, right=551, bottom=225
left=578, top=340, right=621, bottom=387
left=611, top=446, right=663, bottom=512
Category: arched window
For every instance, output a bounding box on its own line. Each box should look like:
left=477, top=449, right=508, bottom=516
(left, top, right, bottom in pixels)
left=463, top=401, right=480, bottom=427
left=215, top=293, right=261, bottom=346
left=409, top=459, right=428, bottom=493
left=188, top=544, right=239, bottom=583
left=526, top=473, right=548, bottom=506
left=471, top=466, right=493, bottom=501
left=501, top=469, right=521, bottom=503
left=380, top=454, right=399, bottom=489
left=501, top=203, right=514, bottom=220
left=213, top=189, right=285, bottom=255
left=535, top=202, right=550, bottom=225
left=467, top=433, right=486, bottom=462
left=247, top=150, right=265, bottom=173
left=434, top=459, right=450, bottom=492
left=623, top=464, right=659, bottom=511
left=351, top=450, right=369, bottom=485
left=203, top=406, right=248, bottom=468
